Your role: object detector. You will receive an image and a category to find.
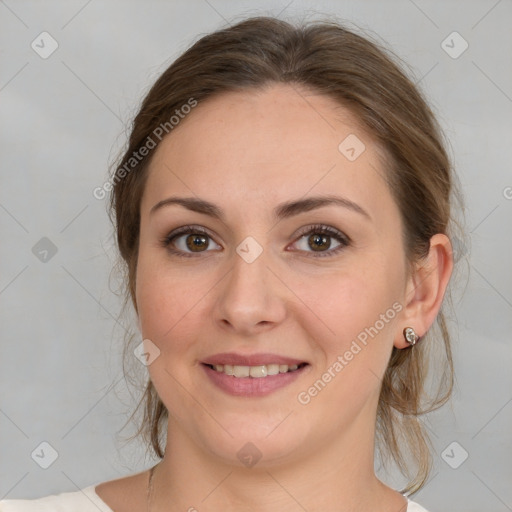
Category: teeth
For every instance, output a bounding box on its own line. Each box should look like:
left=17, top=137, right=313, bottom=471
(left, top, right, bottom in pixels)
left=233, top=365, right=250, bottom=378
left=208, top=363, right=303, bottom=378
left=267, top=364, right=280, bottom=375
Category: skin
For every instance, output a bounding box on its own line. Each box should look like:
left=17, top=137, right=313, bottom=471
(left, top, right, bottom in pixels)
left=96, top=83, right=453, bottom=511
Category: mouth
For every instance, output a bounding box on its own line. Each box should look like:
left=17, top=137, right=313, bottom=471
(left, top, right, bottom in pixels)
left=202, top=362, right=309, bottom=378
left=200, top=357, right=310, bottom=397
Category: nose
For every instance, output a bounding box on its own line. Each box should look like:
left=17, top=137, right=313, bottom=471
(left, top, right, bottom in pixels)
left=213, top=246, right=287, bottom=336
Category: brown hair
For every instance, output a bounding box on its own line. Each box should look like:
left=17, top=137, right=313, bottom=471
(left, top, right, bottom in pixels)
left=109, top=16, right=463, bottom=495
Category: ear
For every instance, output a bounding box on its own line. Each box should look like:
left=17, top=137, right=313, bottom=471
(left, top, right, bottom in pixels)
left=394, top=233, right=454, bottom=349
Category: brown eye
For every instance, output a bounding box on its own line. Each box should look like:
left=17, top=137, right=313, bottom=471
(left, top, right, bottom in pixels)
left=185, top=233, right=209, bottom=252
left=308, top=233, right=332, bottom=252
left=291, top=224, right=350, bottom=258
left=162, top=225, right=221, bottom=257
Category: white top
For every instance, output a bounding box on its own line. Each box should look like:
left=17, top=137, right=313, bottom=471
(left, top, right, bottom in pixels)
left=0, top=484, right=430, bottom=511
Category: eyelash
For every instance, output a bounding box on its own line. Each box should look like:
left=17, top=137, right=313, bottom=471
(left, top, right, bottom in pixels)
left=160, top=224, right=351, bottom=259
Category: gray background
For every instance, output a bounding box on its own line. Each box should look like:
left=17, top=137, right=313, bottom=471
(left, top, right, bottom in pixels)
left=1, top=1, right=511, bottom=511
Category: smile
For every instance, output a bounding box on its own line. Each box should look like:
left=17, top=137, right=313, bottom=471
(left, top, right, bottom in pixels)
left=201, top=362, right=310, bottom=397
left=204, top=362, right=307, bottom=378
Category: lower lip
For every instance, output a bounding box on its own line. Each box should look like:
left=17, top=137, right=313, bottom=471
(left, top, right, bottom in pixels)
left=201, top=363, right=309, bottom=397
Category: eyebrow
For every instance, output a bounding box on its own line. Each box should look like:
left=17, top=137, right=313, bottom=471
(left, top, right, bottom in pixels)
left=149, top=195, right=371, bottom=222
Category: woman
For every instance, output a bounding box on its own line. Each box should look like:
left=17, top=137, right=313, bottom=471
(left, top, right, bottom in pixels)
left=1, top=15, right=460, bottom=512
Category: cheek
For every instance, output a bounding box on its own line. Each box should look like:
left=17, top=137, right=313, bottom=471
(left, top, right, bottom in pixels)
left=308, top=255, right=404, bottom=366
left=136, top=254, right=184, bottom=343
left=298, top=274, right=402, bottom=414
left=135, top=252, right=216, bottom=351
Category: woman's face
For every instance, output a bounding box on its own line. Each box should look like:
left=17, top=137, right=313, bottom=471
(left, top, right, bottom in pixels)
left=136, top=83, right=410, bottom=466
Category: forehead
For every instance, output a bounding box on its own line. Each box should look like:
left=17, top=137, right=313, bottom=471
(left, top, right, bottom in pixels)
left=141, top=84, right=394, bottom=224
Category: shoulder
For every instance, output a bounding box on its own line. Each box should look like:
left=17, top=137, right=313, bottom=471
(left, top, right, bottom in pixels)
left=0, top=470, right=148, bottom=512
left=94, top=470, right=149, bottom=511
left=406, top=498, right=430, bottom=512
left=0, top=485, right=113, bottom=512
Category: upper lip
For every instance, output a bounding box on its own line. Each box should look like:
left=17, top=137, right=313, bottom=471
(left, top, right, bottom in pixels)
left=202, top=352, right=307, bottom=366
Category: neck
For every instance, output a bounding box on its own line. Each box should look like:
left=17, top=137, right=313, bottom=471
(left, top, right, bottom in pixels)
left=149, top=410, right=406, bottom=512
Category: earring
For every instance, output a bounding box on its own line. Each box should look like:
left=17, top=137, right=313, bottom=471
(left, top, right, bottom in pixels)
left=403, top=327, right=419, bottom=346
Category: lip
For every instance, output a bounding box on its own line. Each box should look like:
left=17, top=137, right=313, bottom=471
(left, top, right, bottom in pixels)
left=202, top=352, right=307, bottom=367
left=201, top=362, right=309, bottom=397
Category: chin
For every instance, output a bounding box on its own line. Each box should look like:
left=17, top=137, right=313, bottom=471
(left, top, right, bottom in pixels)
left=199, top=420, right=308, bottom=469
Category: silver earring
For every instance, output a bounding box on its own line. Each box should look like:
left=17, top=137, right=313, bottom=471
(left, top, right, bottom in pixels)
left=403, top=327, right=419, bottom=346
